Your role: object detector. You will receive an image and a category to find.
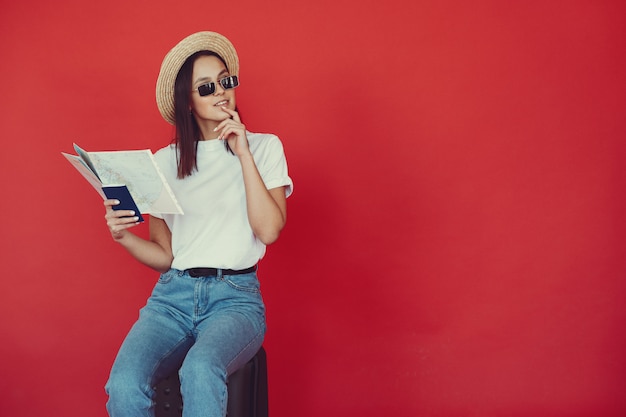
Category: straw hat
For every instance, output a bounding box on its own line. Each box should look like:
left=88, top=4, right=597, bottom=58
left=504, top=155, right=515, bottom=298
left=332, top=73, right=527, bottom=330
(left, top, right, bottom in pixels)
left=156, top=31, right=240, bottom=125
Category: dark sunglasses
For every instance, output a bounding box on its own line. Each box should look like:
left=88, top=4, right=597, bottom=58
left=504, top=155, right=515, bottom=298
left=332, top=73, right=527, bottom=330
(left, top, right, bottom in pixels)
left=193, top=75, right=239, bottom=97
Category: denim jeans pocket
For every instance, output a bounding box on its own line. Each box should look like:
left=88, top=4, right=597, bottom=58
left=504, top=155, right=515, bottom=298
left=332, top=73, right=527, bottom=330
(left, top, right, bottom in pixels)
left=157, top=269, right=176, bottom=285
left=223, top=273, right=261, bottom=294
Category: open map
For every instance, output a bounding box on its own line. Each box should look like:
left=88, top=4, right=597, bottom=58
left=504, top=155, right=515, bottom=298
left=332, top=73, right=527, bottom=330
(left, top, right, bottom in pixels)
left=62, top=143, right=183, bottom=215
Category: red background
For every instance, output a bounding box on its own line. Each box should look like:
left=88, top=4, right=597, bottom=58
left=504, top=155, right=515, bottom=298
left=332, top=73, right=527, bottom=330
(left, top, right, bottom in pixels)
left=1, top=1, right=625, bottom=416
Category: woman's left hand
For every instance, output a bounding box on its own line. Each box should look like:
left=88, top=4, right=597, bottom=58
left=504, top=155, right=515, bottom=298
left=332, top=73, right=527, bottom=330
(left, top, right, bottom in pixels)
left=215, top=107, right=250, bottom=157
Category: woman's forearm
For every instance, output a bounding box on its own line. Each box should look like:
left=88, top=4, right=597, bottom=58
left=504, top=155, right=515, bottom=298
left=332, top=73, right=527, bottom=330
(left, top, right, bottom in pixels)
left=115, top=232, right=174, bottom=272
left=238, top=153, right=287, bottom=245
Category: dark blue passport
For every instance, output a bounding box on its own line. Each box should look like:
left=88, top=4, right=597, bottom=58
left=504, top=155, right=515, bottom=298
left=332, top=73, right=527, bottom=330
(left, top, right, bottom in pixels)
left=102, top=185, right=145, bottom=223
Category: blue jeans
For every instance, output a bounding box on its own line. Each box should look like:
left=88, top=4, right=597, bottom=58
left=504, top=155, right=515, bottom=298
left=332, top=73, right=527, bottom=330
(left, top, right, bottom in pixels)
left=105, top=268, right=266, bottom=417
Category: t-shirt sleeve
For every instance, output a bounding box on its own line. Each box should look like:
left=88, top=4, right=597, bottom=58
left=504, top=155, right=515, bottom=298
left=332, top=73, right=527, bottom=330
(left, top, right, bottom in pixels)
left=257, top=135, right=294, bottom=197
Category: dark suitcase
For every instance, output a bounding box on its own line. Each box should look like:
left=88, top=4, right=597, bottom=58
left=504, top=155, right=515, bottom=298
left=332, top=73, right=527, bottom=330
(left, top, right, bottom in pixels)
left=154, top=347, right=268, bottom=417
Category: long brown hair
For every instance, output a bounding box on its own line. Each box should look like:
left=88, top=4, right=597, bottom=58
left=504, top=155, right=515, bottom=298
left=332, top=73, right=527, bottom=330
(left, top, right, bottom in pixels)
left=173, top=51, right=235, bottom=178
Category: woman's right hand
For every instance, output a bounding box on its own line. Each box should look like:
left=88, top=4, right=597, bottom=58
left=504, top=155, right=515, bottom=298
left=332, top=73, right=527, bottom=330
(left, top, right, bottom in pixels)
left=104, top=199, right=141, bottom=241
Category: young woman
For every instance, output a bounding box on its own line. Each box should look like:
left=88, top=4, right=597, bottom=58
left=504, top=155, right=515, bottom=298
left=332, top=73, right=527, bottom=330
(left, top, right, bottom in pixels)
left=103, top=31, right=293, bottom=417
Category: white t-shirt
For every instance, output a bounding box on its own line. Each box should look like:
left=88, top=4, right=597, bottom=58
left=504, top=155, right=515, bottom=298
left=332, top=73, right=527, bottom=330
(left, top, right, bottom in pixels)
left=151, top=132, right=293, bottom=270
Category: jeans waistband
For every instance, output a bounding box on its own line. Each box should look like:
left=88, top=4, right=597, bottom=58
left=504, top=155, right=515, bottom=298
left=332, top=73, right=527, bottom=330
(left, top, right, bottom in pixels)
left=185, top=265, right=257, bottom=278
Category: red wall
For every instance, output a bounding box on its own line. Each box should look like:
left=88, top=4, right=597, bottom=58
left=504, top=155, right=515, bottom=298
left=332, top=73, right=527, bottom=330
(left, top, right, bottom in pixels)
left=1, top=1, right=625, bottom=416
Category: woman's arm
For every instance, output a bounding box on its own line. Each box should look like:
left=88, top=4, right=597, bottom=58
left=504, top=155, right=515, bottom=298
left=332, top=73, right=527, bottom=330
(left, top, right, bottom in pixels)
left=104, top=200, right=174, bottom=272
left=215, top=107, right=287, bottom=244
left=239, top=153, right=287, bottom=244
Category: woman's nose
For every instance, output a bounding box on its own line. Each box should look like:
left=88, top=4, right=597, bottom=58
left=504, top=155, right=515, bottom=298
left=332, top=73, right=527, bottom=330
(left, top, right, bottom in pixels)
left=213, top=81, right=226, bottom=95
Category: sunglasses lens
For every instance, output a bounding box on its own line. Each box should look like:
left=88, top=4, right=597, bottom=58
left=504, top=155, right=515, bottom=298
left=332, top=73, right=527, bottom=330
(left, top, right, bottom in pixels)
left=197, top=83, right=215, bottom=96
left=220, top=76, right=239, bottom=90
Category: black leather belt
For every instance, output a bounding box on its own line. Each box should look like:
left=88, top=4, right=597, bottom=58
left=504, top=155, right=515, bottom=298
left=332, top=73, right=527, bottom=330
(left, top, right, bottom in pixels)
left=185, top=265, right=257, bottom=278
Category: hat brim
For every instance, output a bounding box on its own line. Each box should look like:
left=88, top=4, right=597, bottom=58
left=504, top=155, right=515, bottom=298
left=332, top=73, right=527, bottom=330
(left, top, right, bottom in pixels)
left=156, top=31, right=239, bottom=125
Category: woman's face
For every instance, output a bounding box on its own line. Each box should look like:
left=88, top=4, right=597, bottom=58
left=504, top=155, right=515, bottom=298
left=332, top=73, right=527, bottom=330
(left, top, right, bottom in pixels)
left=190, top=55, right=237, bottom=128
